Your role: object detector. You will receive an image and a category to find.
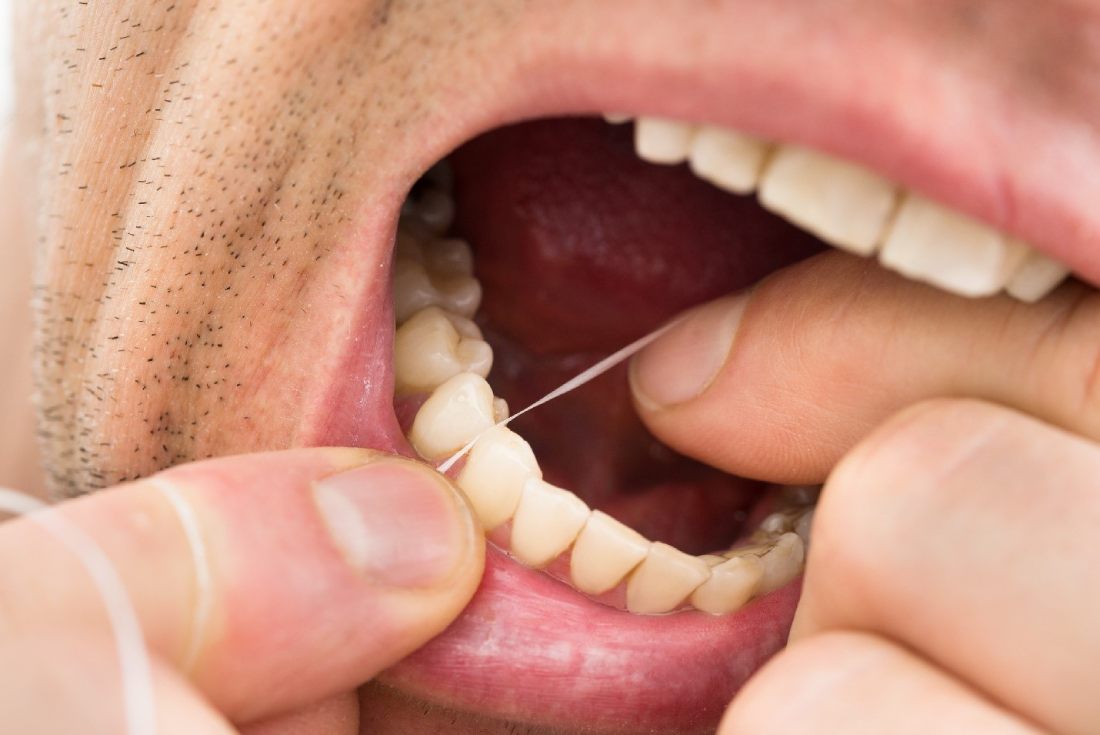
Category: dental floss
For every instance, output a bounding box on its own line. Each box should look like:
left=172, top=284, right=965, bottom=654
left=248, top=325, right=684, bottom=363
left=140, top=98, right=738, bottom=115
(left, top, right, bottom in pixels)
left=153, top=479, right=212, bottom=672
left=0, top=486, right=156, bottom=735
left=436, top=316, right=683, bottom=473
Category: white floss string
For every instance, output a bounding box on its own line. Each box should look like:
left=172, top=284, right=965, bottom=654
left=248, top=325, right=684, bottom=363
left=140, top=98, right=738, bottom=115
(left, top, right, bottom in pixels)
left=153, top=479, right=212, bottom=672
left=437, top=316, right=683, bottom=474
left=0, top=486, right=156, bottom=735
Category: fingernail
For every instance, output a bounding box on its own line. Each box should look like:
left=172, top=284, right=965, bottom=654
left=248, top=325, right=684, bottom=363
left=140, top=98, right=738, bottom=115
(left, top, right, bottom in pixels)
left=313, top=459, right=474, bottom=588
left=630, top=294, right=748, bottom=409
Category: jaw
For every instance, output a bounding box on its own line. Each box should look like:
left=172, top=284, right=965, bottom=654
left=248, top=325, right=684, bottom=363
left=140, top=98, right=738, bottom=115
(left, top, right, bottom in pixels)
left=22, top=0, right=1100, bottom=732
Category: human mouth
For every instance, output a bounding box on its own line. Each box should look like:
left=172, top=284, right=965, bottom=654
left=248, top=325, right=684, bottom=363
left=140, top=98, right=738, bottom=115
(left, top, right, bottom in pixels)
left=314, top=100, right=1084, bottom=732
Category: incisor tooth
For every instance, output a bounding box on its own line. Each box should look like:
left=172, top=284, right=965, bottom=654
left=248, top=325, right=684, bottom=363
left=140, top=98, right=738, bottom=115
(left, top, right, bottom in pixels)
left=879, top=195, right=1027, bottom=297
left=569, top=511, right=650, bottom=595
left=394, top=307, right=493, bottom=395
left=511, top=478, right=591, bottom=568
left=755, top=533, right=805, bottom=595
left=635, top=117, right=696, bottom=165
left=409, top=372, right=496, bottom=461
left=691, top=554, right=763, bottom=615
left=759, top=145, right=898, bottom=256
left=689, top=127, right=771, bottom=195
left=457, top=426, right=541, bottom=530
left=1005, top=248, right=1071, bottom=303
left=626, top=542, right=711, bottom=615
left=393, top=258, right=482, bottom=323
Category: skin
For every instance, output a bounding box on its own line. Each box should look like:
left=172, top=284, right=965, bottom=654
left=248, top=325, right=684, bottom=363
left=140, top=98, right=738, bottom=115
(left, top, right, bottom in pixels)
left=5, top=0, right=1100, bottom=732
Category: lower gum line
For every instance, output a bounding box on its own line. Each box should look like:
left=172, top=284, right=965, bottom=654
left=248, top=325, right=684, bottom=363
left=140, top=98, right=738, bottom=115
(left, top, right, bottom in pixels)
left=393, top=173, right=813, bottom=616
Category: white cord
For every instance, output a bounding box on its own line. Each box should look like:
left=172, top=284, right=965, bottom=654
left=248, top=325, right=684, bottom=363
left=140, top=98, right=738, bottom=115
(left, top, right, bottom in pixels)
left=0, top=486, right=156, bottom=735
left=153, top=479, right=212, bottom=672
left=437, top=317, right=682, bottom=473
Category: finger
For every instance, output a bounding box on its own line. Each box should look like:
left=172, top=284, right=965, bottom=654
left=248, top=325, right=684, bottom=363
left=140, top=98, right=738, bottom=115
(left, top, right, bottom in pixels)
left=240, top=692, right=359, bottom=735
left=790, top=399, right=1100, bottom=735
left=0, top=449, right=483, bottom=724
left=0, top=633, right=235, bottom=735
left=719, top=631, right=1042, bottom=735
left=629, top=251, right=1100, bottom=483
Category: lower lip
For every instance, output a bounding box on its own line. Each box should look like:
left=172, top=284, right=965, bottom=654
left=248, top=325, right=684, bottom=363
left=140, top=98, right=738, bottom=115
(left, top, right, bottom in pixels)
left=381, top=545, right=802, bottom=733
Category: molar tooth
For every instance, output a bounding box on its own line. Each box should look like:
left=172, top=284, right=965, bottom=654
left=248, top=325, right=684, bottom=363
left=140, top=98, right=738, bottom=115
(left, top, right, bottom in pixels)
left=511, top=478, right=591, bottom=568
left=794, top=509, right=814, bottom=548
left=408, top=372, right=496, bottom=461
left=424, top=238, right=475, bottom=276
left=635, top=117, right=696, bottom=165
left=690, top=555, right=764, bottom=615
left=626, top=542, right=711, bottom=615
left=569, top=511, right=650, bottom=596
left=394, top=307, right=493, bottom=395
left=759, top=145, right=898, bottom=256
left=456, top=426, right=540, bottom=530
left=688, top=126, right=771, bottom=195
left=393, top=258, right=482, bottom=323
left=1005, top=247, right=1071, bottom=303
left=408, top=187, right=455, bottom=234
left=755, top=532, right=805, bottom=595
left=879, top=195, right=1027, bottom=297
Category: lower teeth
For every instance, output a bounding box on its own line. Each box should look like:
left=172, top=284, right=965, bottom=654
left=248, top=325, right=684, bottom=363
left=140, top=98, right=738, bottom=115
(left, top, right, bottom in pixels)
left=392, top=166, right=813, bottom=617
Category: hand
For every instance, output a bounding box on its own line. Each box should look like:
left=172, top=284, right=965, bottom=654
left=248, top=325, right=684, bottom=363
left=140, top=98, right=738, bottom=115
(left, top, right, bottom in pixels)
left=630, top=252, right=1100, bottom=735
left=0, top=449, right=484, bottom=734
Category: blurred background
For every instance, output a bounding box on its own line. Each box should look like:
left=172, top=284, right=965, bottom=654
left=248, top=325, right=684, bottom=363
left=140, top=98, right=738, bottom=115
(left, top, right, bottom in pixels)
left=0, top=1, right=44, bottom=496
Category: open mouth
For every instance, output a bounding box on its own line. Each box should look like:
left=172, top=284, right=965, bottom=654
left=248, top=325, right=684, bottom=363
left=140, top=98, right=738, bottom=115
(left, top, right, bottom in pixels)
left=319, top=104, right=1082, bottom=733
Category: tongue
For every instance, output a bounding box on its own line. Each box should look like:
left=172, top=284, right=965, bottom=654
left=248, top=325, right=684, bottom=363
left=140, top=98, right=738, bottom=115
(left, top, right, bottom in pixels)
left=449, top=118, right=823, bottom=552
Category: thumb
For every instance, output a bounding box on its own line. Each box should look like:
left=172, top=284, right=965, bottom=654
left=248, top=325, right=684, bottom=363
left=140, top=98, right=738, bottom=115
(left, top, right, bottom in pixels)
left=0, top=448, right=483, bottom=724
left=629, top=250, right=1099, bottom=484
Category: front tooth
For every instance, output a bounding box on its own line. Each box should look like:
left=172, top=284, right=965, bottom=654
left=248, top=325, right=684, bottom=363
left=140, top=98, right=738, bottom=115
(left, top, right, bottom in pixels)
left=393, top=258, right=482, bottom=323
left=492, top=397, right=510, bottom=424
left=456, top=426, right=540, bottom=530
left=755, top=533, right=805, bottom=595
left=408, top=372, right=496, bottom=462
left=603, top=113, right=632, bottom=124
left=879, top=195, right=1027, bottom=297
left=569, top=511, right=650, bottom=595
left=690, top=555, right=763, bottom=615
left=759, top=145, right=898, bottom=256
left=394, top=307, right=493, bottom=395
left=635, top=117, right=696, bottom=165
left=1005, top=247, right=1071, bottom=303
left=510, top=478, right=591, bottom=568
left=688, top=126, right=771, bottom=195
left=626, top=542, right=711, bottom=615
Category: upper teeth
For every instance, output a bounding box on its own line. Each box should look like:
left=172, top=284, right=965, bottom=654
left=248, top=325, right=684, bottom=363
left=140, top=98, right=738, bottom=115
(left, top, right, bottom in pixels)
left=631, top=116, right=1071, bottom=302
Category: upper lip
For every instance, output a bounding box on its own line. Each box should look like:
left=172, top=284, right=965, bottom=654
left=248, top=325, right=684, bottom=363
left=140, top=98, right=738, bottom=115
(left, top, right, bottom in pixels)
left=295, top=3, right=1100, bottom=731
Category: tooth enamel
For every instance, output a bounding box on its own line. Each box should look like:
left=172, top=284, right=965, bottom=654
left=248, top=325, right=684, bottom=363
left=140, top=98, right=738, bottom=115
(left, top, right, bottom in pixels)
left=424, top=238, right=475, bottom=276
left=408, top=372, right=496, bottom=461
left=511, top=478, right=592, bottom=568
left=393, top=258, right=482, bottom=323
left=759, top=145, right=898, bottom=256
left=879, top=195, right=1028, bottom=297
left=492, top=397, right=510, bottom=424
left=1005, top=248, right=1071, bottom=303
left=635, top=117, right=696, bottom=165
left=754, top=532, right=805, bottom=595
left=603, top=113, right=632, bottom=124
left=690, top=554, right=764, bottom=615
left=794, top=509, right=814, bottom=547
left=393, top=307, right=492, bottom=395
left=456, top=426, right=541, bottom=530
left=569, top=511, right=651, bottom=595
left=408, top=187, right=455, bottom=234
left=688, top=127, right=771, bottom=195
left=626, top=542, right=711, bottom=615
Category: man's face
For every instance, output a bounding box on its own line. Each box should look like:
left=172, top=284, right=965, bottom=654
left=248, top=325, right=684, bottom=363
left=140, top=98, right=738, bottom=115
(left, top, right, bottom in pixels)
left=15, top=1, right=1100, bottom=732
